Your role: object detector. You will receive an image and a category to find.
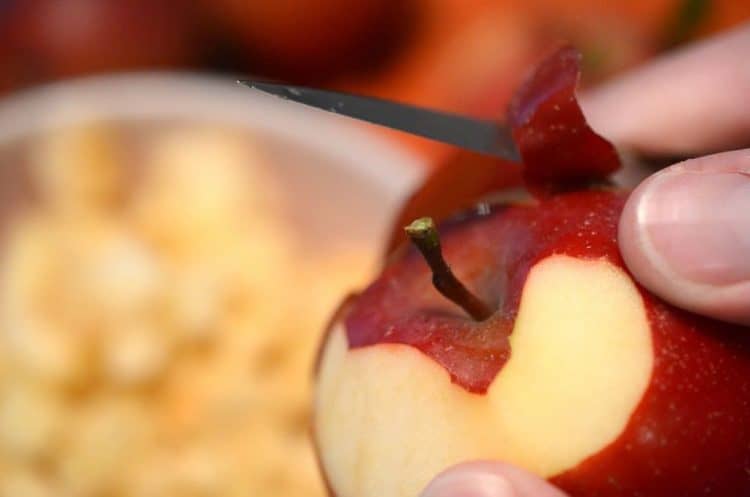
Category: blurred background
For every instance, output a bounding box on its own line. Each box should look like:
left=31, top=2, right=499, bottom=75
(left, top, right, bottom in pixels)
left=1, top=0, right=750, bottom=161
left=0, top=1, right=747, bottom=497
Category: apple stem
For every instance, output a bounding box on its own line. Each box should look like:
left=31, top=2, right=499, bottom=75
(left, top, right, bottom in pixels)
left=405, top=217, right=493, bottom=321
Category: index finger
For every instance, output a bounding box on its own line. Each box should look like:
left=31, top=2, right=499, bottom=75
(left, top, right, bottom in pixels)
left=580, top=23, right=750, bottom=156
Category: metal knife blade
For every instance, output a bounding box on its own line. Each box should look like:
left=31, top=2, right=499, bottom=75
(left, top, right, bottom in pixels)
left=240, top=80, right=521, bottom=162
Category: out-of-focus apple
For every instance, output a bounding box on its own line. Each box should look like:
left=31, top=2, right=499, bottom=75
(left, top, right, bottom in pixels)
left=313, top=46, right=750, bottom=497
left=0, top=0, right=201, bottom=90
left=198, top=0, right=412, bottom=80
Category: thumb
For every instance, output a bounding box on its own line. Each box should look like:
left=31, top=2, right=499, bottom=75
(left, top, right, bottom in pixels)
left=619, top=150, right=750, bottom=325
left=420, top=461, right=567, bottom=497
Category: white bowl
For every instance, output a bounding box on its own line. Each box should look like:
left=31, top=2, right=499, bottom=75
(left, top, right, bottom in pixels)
left=0, top=72, right=428, bottom=497
left=0, top=72, right=426, bottom=259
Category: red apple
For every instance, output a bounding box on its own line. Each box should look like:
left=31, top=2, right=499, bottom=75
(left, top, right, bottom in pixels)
left=313, top=46, right=750, bottom=497
left=0, top=0, right=201, bottom=90
left=198, top=0, right=411, bottom=80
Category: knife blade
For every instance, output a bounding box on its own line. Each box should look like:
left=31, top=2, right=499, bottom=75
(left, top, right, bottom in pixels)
left=240, top=80, right=521, bottom=162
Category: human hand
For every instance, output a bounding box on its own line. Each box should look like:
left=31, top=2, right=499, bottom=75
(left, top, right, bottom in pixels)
left=419, top=22, right=750, bottom=497
left=591, top=23, right=750, bottom=326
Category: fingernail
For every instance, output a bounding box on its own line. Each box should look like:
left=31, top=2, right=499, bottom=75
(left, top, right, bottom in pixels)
left=637, top=170, right=750, bottom=285
left=420, top=469, right=518, bottom=497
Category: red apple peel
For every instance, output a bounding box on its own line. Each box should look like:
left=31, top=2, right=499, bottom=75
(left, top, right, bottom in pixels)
left=508, top=45, right=621, bottom=194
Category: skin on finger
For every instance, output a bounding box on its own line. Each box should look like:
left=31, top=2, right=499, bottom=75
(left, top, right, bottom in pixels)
left=581, top=22, right=750, bottom=156
left=619, top=150, right=750, bottom=326
left=420, top=461, right=568, bottom=497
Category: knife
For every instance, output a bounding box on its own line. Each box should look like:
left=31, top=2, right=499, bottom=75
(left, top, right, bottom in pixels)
left=239, top=80, right=521, bottom=163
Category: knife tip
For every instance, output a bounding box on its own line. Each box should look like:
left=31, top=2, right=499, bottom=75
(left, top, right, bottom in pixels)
left=238, top=80, right=298, bottom=102
left=238, top=80, right=281, bottom=95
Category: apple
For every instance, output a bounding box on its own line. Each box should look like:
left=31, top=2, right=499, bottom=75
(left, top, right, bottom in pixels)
left=384, top=149, right=523, bottom=254
left=197, top=0, right=412, bottom=80
left=0, top=0, right=201, bottom=90
left=313, top=46, right=750, bottom=497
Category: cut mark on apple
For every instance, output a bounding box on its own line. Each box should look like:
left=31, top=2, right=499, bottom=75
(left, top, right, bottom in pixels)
left=315, top=255, right=653, bottom=497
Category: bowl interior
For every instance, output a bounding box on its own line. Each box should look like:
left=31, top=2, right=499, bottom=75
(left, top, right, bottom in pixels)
left=0, top=73, right=425, bottom=257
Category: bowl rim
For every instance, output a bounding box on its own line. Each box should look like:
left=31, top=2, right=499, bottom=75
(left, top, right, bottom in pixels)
left=0, top=71, right=426, bottom=196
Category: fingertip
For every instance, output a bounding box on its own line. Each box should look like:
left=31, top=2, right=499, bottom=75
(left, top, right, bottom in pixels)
left=580, top=24, right=750, bottom=155
left=419, top=461, right=567, bottom=497
left=618, top=151, right=750, bottom=325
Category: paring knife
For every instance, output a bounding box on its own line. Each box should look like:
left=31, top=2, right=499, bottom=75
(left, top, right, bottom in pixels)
left=239, top=80, right=521, bottom=163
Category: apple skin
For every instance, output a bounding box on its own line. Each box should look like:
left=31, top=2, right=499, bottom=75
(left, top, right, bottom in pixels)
left=384, top=150, right=522, bottom=255
left=329, top=188, right=750, bottom=496
left=313, top=46, right=750, bottom=497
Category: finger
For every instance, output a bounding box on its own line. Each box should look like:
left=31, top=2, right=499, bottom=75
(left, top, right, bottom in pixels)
left=618, top=149, right=750, bottom=325
left=420, top=461, right=567, bottom=497
left=581, top=23, right=750, bottom=156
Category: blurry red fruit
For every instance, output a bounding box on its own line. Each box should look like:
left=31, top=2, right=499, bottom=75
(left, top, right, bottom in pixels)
left=0, top=0, right=202, bottom=91
left=199, top=0, right=413, bottom=80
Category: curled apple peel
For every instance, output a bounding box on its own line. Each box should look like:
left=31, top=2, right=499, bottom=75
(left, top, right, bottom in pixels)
left=385, top=45, right=618, bottom=253
left=508, top=45, right=620, bottom=193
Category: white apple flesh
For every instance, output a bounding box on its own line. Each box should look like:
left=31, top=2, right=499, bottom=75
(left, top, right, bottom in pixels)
left=315, top=255, right=652, bottom=497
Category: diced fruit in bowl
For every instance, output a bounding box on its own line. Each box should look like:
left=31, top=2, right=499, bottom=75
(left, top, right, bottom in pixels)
left=0, top=119, right=376, bottom=497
